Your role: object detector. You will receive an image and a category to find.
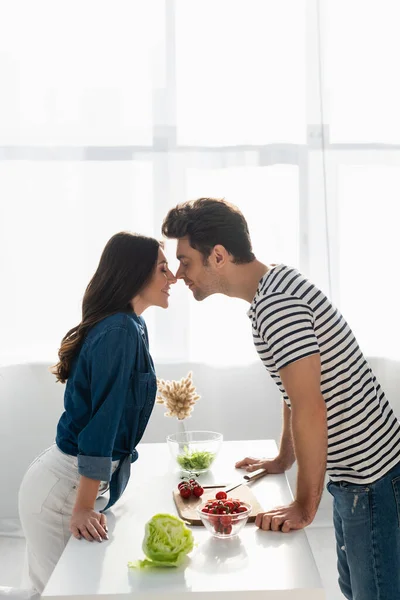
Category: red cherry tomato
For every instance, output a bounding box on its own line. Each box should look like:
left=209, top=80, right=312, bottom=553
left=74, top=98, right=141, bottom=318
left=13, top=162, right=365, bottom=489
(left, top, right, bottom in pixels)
left=192, top=485, right=204, bottom=497
left=236, top=505, right=248, bottom=513
left=223, top=524, right=232, bottom=534
left=215, top=491, right=227, bottom=500
left=179, top=486, right=192, bottom=499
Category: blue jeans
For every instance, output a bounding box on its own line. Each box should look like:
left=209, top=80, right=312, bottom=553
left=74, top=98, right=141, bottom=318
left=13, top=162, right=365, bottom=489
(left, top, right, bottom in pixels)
left=327, top=461, right=400, bottom=600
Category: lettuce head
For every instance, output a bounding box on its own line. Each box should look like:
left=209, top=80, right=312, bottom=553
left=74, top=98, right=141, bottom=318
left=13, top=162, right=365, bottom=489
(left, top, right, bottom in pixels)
left=128, top=513, right=194, bottom=569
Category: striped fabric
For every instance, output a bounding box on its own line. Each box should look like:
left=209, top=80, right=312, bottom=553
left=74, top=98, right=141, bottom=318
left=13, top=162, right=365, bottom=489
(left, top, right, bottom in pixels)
left=248, top=264, right=400, bottom=483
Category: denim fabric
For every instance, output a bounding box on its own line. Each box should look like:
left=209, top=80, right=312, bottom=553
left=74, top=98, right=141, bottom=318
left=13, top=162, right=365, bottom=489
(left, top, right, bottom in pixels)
left=327, top=460, right=400, bottom=600
left=56, top=311, right=157, bottom=509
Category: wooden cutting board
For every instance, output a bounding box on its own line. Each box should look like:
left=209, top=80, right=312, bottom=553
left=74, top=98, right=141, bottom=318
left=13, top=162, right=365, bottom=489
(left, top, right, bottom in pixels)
left=173, top=485, right=264, bottom=526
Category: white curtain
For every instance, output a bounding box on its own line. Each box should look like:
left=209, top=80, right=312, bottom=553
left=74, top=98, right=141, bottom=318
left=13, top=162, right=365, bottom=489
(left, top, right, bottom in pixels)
left=0, top=0, right=399, bottom=367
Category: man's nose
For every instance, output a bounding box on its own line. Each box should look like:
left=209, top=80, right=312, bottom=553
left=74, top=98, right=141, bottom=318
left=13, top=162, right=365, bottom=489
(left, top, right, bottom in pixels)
left=175, top=266, right=184, bottom=279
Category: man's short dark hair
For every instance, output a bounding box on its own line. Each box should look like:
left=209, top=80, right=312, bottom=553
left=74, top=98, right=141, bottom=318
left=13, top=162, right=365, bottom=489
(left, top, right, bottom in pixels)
left=162, top=198, right=255, bottom=264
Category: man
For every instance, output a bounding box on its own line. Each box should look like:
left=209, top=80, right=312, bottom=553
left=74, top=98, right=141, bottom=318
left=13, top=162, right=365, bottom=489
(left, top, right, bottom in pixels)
left=162, top=197, right=400, bottom=600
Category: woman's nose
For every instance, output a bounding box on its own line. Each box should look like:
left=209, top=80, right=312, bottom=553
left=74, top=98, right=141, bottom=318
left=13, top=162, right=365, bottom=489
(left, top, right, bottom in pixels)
left=168, top=270, right=177, bottom=284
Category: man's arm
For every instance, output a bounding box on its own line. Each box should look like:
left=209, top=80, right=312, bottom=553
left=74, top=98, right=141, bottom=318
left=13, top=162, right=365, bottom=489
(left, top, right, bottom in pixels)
left=282, top=353, right=327, bottom=518
left=278, top=399, right=296, bottom=470
left=255, top=353, right=327, bottom=532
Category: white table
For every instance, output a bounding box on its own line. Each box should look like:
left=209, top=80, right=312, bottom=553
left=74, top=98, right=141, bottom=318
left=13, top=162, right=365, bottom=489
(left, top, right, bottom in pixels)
left=42, top=440, right=325, bottom=599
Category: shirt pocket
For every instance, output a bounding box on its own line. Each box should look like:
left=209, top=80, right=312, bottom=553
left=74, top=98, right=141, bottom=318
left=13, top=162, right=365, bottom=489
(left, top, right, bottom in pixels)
left=127, top=370, right=156, bottom=446
left=130, top=369, right=152, bottom=408
left=135, top=378, right=157, bottom=443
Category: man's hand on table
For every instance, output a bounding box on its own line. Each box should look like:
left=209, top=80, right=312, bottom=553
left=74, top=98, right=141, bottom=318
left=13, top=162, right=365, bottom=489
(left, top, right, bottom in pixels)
left=235, top=455, right=288, bottom=474
left=255, top=500, right=315, bottom=533
left=235, top=456, right=316, bottom=532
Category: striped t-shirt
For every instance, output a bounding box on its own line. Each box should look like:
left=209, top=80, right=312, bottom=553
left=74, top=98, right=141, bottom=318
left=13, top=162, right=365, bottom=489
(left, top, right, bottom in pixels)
left=248, top=264, right=400, bottom=484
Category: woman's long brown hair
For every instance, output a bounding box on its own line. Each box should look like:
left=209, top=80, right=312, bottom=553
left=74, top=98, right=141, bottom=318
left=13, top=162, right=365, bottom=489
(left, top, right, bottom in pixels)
left=52, top=232, right=160, bottom=383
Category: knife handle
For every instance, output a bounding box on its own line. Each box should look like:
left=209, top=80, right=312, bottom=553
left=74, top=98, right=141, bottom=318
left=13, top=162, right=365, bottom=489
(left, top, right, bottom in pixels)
left=243, top=468, right=268, bottom=482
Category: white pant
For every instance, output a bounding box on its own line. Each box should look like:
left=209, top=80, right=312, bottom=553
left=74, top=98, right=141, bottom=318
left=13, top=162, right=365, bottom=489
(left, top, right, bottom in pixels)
left=18, top=444, right=118, bottom=594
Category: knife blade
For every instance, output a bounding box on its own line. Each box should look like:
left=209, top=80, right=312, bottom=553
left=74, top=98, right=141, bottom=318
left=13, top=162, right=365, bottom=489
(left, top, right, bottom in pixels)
left=202, top=484, right=228, bottom=489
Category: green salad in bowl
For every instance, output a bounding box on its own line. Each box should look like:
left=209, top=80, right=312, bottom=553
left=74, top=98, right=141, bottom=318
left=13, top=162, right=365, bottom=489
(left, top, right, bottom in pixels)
left=167, top=431, right=222, bottom=474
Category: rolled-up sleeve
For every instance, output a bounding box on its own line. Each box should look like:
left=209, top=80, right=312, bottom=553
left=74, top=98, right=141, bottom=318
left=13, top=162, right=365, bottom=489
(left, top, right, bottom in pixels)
left=77, top=326, right=137, bottom=481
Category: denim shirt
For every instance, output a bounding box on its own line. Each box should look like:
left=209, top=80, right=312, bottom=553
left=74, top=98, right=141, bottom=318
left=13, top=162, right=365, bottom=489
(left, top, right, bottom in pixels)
left=56, top=311, right=157, bottom=510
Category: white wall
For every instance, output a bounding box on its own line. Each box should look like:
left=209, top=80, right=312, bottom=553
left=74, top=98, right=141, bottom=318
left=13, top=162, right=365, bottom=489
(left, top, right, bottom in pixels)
left=1, top=358, right=399, bottom=525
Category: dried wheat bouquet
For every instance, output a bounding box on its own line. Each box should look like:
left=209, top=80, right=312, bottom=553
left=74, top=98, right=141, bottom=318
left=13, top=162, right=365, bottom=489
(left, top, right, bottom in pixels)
left=156, top=372, right=200, bottom=420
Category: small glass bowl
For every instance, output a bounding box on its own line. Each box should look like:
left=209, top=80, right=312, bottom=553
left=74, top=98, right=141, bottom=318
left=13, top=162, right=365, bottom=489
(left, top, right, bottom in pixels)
left=166, top=430, right=222, bottom=474
left=196, top=501, right=252, bottom=538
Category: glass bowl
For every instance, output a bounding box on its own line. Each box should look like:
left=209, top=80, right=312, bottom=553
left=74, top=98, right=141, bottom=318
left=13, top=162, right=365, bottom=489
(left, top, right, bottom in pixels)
left=166, top=430, right=222, bottom=474
left=196, top=501, right=252, bottom=538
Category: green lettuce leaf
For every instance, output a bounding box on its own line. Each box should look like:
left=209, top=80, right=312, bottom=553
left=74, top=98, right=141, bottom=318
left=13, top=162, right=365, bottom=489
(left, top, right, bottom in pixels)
left=128, top=513, right=194, bottom=569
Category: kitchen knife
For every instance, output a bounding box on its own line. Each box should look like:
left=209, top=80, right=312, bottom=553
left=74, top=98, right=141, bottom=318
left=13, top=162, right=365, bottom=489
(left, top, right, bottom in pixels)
left=223, top=468, right=268, bottom=494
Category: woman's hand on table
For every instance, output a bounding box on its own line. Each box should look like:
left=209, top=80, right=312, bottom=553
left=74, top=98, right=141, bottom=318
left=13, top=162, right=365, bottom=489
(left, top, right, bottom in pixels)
left=70, top=508, right=108, bottom=542
left=235, top=455, right=288, bottom=474
left=255, top=500, right=315, bottom=533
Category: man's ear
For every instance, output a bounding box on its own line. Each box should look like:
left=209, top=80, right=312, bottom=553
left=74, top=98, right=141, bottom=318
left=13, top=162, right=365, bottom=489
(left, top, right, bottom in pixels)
left=211, top=245, right=229, bottom=268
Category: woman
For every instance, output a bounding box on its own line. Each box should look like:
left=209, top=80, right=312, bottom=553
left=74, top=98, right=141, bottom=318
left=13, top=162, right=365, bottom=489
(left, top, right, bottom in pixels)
left=18, top=232, right=176, bottom=594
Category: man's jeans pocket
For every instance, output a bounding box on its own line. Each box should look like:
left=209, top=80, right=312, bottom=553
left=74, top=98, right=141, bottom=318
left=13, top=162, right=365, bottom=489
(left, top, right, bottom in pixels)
left=327, top=480, right=371, bottom=523
left=391, top=475, right=400, bottom=527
